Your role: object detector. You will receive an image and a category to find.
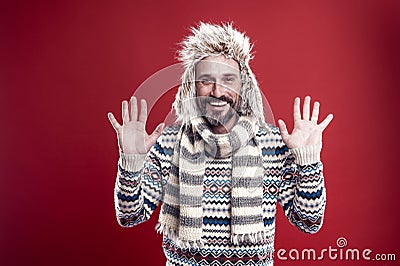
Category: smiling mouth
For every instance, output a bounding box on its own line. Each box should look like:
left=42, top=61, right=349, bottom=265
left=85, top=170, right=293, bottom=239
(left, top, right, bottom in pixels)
left=208, top=100, right=228, bottom=107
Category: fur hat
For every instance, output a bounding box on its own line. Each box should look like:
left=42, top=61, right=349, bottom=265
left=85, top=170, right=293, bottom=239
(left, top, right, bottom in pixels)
left=173, top=22, right=266, bottom=128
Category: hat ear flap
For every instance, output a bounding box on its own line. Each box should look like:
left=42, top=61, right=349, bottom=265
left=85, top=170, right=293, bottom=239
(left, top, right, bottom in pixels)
left=238, top=64, right=266, bottom=127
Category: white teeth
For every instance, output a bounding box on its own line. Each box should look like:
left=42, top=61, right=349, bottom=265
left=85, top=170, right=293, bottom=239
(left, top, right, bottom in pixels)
left=209, top=101, right=227, bottom=106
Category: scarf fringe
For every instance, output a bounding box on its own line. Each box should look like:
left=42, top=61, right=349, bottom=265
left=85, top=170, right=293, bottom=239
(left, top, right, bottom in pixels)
left=156, top=222, right=204, bottom=249
left=157, top=222, right=268, bottom=247
left=231, top=231, right=267, bottom=245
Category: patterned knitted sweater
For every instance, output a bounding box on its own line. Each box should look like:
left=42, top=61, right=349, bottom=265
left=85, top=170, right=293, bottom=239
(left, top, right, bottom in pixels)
left=114, top=124, right=326, bottom=266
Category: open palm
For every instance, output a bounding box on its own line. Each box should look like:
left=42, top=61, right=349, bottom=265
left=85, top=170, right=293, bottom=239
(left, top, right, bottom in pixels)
left=108, top=97, right=164, bottom=154
left=278, top=96, right=333, bottom=149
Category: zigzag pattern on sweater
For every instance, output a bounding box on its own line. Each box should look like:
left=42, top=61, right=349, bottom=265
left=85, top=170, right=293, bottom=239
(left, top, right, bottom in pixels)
left=163, top=237, right=274, bottom=266
left=114, top=124, right=326, bottom=265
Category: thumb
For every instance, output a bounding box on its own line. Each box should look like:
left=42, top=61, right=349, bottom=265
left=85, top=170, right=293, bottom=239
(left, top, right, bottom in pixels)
left=107, top=112, right=122, bottom=133
left=148, top=123, right=165, bottom=145
left=277, top=119, right=290, bottom=140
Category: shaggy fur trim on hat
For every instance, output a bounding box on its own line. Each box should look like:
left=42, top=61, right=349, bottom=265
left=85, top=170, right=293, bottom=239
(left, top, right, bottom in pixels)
left=173, top=22, right=267, bottom=128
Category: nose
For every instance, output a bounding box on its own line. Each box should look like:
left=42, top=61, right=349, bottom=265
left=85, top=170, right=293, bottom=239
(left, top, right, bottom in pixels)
left=210, top=82, right=226, bottom=98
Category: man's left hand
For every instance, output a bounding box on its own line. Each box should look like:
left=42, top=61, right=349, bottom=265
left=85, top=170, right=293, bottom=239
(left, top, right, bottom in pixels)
left=277, top=96, right=333, bottom=149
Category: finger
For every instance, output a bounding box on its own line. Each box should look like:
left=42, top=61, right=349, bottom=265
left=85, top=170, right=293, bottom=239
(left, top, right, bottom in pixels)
left=311, top=101, right=320, bottom=123
left=303, top=96, right=311, bottom=120
left=151, top=123, right=165, bottom=137
left=293, top=97, right=301, bottom=122
left=277, top=119, right=290, bottom=139
left=130, top=96, right=138, bottom=121
left=107, top=112, right=122, bottom=131
left=122, top=100, right=129, bottom=124
left=139, top=99, right=148, bottom=123
left=147, top=123, right=165, bottom=149
left=319, top=113, right=334, bottom=130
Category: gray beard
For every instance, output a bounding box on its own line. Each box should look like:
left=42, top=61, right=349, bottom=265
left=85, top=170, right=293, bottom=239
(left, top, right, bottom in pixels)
left=195, top=96, right=240, bottom=127
left=204, top=107, right=237, bottom=127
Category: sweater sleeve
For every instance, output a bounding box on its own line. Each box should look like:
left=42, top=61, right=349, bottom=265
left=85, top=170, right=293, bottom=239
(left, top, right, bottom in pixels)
left=277, top=144, right=326, bottom=234
left=113, top=129, right=174, bottom=227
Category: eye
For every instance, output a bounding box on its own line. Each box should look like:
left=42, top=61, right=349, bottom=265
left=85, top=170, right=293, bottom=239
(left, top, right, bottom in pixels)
left=224, top=76, right=235, bottom=83
left=200, top=79, right=213, bottom=85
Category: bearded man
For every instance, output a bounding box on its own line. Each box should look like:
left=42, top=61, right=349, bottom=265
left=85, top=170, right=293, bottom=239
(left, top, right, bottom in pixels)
left=108, top=22, right=333, bottom=266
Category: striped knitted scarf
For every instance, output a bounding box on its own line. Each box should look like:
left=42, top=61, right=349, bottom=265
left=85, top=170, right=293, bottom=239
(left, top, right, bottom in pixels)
left=156, top=116, right=265, bottom=248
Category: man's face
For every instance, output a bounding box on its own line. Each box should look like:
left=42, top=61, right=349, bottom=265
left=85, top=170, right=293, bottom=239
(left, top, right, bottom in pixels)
left=195, top=55, right=241, bottom=127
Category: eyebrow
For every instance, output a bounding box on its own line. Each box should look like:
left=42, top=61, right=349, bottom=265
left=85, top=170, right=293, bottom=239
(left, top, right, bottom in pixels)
left=197, top=73, right=239, bottom=79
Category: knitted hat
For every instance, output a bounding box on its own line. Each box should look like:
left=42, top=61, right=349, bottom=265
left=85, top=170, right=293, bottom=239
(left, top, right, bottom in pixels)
left=172, top=22, right=267, bottom=128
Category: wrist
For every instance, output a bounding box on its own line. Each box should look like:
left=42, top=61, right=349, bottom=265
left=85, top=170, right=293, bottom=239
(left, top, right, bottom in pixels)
left=119, top=152, right=147, bottom=172
left=290, top=144, right=322, bottom=165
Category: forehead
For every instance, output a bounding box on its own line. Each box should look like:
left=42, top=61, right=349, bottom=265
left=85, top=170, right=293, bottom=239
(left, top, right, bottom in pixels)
left=195, top=55, right=240, bottom=76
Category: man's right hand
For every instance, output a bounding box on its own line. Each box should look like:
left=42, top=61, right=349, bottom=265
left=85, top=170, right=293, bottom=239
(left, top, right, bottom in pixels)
left=108, top=96, right=165, bottom=154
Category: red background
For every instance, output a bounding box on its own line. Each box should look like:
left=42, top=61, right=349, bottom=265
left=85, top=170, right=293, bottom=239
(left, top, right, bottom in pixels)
left=1, top=0, right=399, bottom=265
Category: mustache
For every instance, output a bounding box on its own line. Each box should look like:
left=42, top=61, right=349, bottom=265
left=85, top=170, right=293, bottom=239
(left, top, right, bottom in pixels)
left=205, top=95, right=234, bottom=105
